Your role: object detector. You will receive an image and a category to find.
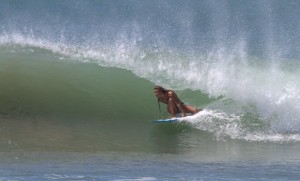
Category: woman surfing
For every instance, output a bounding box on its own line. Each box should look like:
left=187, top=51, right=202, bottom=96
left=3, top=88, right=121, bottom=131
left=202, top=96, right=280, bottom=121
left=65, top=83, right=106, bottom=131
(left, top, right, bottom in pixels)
left=154, top=86, right=201, bottom=118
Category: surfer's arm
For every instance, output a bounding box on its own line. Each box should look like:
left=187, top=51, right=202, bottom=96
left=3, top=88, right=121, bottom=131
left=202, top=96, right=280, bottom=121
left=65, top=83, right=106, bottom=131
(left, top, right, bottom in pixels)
left=168, top=91, right=186, bottom=117
left=177, top=104, right=186, bottom=117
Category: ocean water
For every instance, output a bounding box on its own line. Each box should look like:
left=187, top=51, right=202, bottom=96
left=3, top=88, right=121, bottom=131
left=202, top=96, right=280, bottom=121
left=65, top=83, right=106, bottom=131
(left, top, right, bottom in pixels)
left=1, top=0, right=300, bottom=180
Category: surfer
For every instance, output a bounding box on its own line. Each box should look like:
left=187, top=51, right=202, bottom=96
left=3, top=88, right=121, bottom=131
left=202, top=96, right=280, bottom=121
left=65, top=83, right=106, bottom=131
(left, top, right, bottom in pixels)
left=154, top=86, right=201, bottom=118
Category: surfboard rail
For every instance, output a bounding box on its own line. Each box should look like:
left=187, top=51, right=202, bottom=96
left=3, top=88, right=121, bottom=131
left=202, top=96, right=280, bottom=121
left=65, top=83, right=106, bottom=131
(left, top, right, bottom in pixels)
left=151, top=118, right=179, bottom=123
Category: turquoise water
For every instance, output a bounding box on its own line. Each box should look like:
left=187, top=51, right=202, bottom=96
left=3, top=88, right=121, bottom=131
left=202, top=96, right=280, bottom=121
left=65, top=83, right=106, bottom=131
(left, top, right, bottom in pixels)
left=1, top=0, right=300, bottom=180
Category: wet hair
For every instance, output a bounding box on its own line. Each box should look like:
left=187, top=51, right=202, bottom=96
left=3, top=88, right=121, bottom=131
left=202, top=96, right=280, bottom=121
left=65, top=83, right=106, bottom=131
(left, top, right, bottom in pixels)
left=154, top=85, right=170, bottom=93
left=154, top=85, right=171, bottom=116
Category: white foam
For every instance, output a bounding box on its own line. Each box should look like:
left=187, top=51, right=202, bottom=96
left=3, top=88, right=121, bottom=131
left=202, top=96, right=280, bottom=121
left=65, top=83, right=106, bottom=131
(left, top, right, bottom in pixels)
left=178, top=109, right=243, bottom=140
left=177, top=109, right=300, bottom=142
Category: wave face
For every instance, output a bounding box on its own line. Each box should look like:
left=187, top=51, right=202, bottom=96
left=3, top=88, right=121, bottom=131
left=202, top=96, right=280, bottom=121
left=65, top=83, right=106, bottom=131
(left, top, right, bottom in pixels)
left=0, top=0, right=300, bottom=142
left=0, top=49, right=160, bottom=121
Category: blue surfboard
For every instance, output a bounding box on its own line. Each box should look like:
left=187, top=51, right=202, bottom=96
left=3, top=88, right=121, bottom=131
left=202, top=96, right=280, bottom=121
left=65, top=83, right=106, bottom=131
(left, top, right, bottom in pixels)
left=151, top=118, right=179, bottom=123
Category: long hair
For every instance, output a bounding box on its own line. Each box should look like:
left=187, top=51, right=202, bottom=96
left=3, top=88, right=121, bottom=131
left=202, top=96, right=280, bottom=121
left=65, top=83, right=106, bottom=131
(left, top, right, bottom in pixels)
left=154, top=85, right=170, bottom=94
left=154, top=86, right=170, bottom=117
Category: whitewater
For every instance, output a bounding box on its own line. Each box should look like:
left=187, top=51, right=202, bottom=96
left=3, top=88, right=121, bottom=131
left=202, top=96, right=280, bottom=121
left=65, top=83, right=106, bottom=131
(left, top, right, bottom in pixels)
left=1, top=0, right=300, bottom=180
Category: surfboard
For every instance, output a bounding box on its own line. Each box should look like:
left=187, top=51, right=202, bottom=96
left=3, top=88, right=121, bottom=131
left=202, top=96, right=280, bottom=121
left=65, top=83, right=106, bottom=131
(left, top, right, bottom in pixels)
left=151, top=111, right=202, bottom=124
left=151, top=113, right=195, bottom=123
left=151, top=118, right=179, bottom=123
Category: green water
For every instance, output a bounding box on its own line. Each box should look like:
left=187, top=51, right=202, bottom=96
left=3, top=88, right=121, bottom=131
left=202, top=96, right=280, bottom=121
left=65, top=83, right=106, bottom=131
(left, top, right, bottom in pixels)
left=0, top=44, right=300, bottom=181
left=0, top=50, right=212, bottom=154
left=0, top=51, right=157, bottom=120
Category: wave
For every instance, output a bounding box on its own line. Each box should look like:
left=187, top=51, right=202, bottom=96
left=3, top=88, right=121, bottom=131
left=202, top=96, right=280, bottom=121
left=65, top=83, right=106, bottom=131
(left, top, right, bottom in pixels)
left=0, top=44, right=300, bottom=143
left=1, top=0, right=300, bottom=142
left=0, top=48, right=160, bottom=121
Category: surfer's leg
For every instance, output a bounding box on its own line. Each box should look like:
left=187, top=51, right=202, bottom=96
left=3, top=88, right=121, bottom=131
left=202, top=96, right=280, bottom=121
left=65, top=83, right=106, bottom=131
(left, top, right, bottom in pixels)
left=184, top=105, right=201, bottom=114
